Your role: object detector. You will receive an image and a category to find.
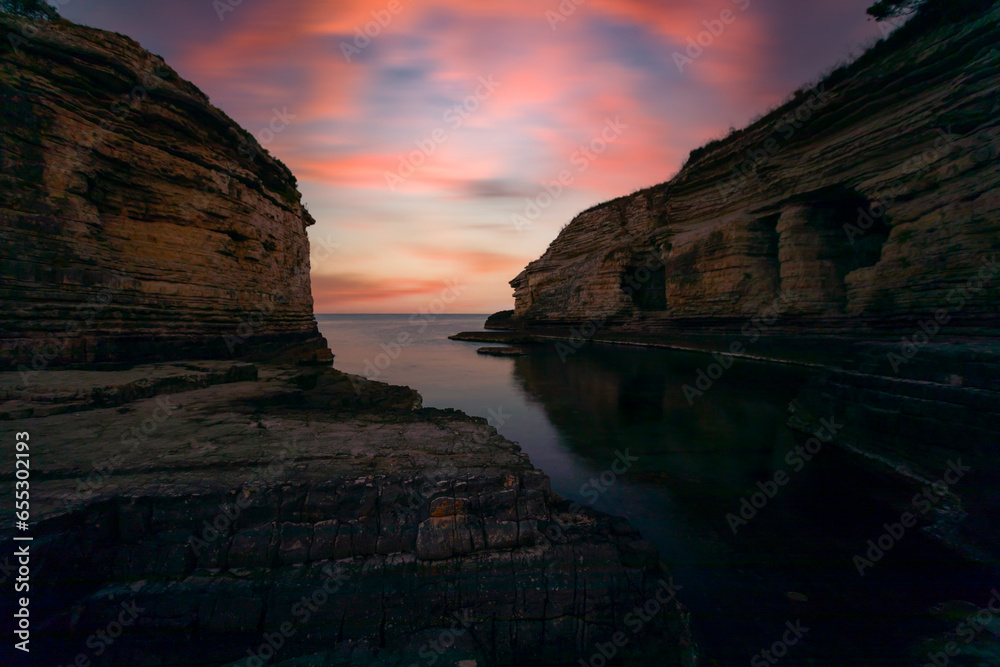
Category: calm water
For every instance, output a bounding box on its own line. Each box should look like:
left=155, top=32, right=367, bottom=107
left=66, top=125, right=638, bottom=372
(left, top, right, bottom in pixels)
left=317, top=314, right=992, bottom=667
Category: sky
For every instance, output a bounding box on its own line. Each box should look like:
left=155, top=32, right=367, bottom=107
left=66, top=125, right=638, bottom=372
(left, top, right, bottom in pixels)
left=58, top=0, right=893, bottom=314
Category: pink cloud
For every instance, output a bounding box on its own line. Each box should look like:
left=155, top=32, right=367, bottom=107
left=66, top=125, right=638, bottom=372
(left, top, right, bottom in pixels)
left=312, top=273, right=446, bottom=304
left=119, top=0, right=876, bottom=313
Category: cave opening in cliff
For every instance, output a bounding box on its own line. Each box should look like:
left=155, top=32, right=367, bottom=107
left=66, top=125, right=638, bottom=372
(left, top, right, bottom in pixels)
left=755, top=213, right=783, bottom=297
left=848, top=201, right=891, bottom=270
left=621, top=262, right=667, bottom=311
left=818, top=188, right=892, bottom=275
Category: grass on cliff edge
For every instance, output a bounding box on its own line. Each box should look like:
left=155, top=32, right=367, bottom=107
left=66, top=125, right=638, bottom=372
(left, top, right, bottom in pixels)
left=575, top=0, right=996, bottom=219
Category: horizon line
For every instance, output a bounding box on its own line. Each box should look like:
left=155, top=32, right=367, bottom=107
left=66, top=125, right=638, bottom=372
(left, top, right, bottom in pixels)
left=314, top=312, right=494, bottom=316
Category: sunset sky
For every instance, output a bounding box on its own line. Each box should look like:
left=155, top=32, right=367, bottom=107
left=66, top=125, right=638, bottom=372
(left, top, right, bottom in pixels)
left=62, top=0, right=893, bottom=313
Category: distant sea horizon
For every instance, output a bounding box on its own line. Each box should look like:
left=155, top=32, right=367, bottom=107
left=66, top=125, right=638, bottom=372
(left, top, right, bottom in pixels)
left=315, top=313, right=492, bottom=315
left=309, top=313, right=979, bottom=666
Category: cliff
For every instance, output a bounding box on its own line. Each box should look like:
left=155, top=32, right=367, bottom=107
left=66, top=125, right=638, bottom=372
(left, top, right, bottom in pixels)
left=0, top=14, right=330, bottom=369
left=0, top=14, right=695, bottom=666
left=470, top=1, right=1000, bottom=567
left=510, top=2, right=1000, bottom=336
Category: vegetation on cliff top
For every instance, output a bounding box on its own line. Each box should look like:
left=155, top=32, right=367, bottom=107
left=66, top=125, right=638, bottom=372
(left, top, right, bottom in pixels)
left=573, top=0, right=993, bottom=221
left=867, top=0, right=925, bottom=20
left=0, top=0, right=57, bottom=20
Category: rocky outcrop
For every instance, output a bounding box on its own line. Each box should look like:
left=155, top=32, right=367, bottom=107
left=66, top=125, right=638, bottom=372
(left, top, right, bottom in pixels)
left=0, top=14, right=330, bottom=369
left=0, top=13, right=696, bottom=667
left=0, top=362, right=694, bottom=666
left=483, top=1, right=1000, bottom=568
left=509, top=3, right=1000, bottom=337
left=788, top=363, right=1000, bottom=563
left=484, top=310, right=518, bottom=330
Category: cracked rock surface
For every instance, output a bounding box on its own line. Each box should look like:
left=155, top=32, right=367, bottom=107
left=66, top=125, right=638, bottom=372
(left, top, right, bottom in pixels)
left=0, top=362, right=695, bottom=666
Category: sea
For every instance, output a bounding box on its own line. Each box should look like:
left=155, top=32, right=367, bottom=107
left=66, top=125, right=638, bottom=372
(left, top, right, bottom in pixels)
left=316, top=314, right=994, bottom=667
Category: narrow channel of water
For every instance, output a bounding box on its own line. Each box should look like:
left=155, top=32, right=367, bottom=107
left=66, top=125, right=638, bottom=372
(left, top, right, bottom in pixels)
left=318, top=314, right=994, bottom=666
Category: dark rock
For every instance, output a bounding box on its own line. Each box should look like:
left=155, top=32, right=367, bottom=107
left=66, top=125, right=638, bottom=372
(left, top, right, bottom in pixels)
left=485, top=309, right=520, bottom=330
left=0, top=14, right=331, bottom=369
left=476, top=346, right=530, bottom=356
left=0, top=361, right=695, bottom=666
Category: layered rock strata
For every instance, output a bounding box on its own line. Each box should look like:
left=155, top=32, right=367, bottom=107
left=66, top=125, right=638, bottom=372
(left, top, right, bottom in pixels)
left=510, top=4, right=1000, bottom=336
left=485, top=4, right=1000, bottom=567
left=0, top=12, right=696, bottom=667
left=0, top=363, right=694, bottom=666
left=0, top=14, right=330, bottom=369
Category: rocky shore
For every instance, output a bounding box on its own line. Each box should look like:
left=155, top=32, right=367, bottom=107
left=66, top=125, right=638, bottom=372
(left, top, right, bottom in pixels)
left=0, top=362, right=695, bottom=666
left=476, top=0, right=1000, bottom=566
left=0, top=14, right=694, bottom=666
left=507, top=3, right=1000, bottom=333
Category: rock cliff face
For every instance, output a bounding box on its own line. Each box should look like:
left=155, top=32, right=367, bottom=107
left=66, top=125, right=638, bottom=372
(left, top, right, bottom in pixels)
left=0, top=14, right=330, bottom=369
left=0, top=15, right=695, bottom=666
left=511, top=4, right=1000, bottom=335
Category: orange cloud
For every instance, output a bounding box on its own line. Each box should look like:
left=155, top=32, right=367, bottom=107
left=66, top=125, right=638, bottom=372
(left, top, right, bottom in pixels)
left=407, top=247, right=526, bottom=275
left=312, top=273, right=447, bottom=304
left=112, top=0, right=876, bottom=313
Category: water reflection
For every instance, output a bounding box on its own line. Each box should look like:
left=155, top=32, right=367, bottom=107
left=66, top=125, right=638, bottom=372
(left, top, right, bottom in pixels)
left=320, top=317, right=994, bottom=667
left=506, top=344, right=990, bottom=667
left=510, top=345, right=803, bottom=503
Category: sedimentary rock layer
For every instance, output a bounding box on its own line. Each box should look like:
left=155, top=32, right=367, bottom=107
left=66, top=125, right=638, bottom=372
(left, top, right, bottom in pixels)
left=0, top=15, right=329, bottom=369
left=511, top=4, right=1000, bottom=335
left=0, top=363, right=694, bottom=666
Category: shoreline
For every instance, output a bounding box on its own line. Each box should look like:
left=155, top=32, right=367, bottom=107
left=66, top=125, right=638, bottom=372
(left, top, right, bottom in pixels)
left=0, top=361, right=697, bottom=666
left=452, top=327, right=1000, bottom=565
